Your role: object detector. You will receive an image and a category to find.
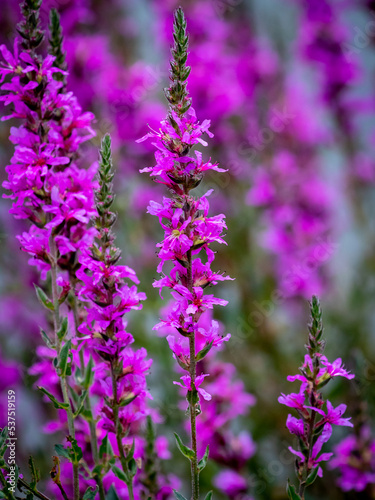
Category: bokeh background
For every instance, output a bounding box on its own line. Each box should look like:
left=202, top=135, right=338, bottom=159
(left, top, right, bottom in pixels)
left=1, top=0, right=375, bottom=498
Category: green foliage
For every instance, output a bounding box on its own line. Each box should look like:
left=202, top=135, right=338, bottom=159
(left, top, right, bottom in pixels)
left=34, top=285, right=54, bottom=311
left=37, top=387, right=70, bottom=410
left=174, top=432, right=195, bottom=461
left=173, top=491, right=188, bottom=500
left=287, top=480, right=302, bottom=500
left=198, top=445, right=209, bottom=473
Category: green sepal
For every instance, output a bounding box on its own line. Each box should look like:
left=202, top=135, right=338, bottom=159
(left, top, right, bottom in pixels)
left=198, top=445, right=209, bottom=472
left=196, top=342, right=213, bottom=362
left=204, top=492, right=213, bottom=500
left=287, top=480, right=302, bottom=500
left=83, top=486, right=99, bottom=499
left=37, top=387, right=69, bottom=410
left=34, top=284, right=54, bottom=311
left=174, top=432, right=194, bottom=461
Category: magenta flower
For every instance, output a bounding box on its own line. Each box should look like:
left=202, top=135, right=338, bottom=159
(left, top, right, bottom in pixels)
left=174, top=374, right=212, bottom=402
left=307, top=402, right=353, bottom=428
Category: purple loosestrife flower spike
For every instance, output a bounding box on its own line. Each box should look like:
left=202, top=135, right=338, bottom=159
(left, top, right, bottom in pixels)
left=77, top=134, right=149, bottom=500
left=17, top=0, right=44, bottom=52
left=279, top=296, right=354, bottom=500
left=139, top=7, right=231, bottom=500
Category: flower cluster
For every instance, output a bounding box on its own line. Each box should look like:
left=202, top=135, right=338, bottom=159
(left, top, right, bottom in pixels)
left=139, top=8, right=233, bottom=498
left=329, top=426, right=375, bottom=492
left=76, top=134, right=151, bottom=493
left=0, top=19, right=96, bottom=279
left=139, top=8, right=232, bottom=407
left=279, top=296, right=354, bottom=498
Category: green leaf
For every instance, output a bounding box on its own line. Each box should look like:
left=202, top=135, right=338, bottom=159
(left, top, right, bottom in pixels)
left=37, top=387, right=69, bottom=410
left=173, top=491, right=188, bottom=500
left=127, top=440, right=135, bottom=460
left=0, top=491, right=7, bottom=498
left=34, top=284, right=54, bottom=311
left=83, top=356, right=94, bottom=389
left=198, top=445, right=209, bottom=472
left=28, top=455, right=40, bottom=489
left=83, top=486, right=99, bottom=500
left=204, top=492, right=213, bottom=500
left=287, top=480, right=302, bottom=500
left=174, top=432, right=194, bottom=461
left=57, top=317, right=68, bottom=342
left=111, top=465, right=129, bottom=484
left=40, top=328, right=55, bottom=349
left=54, top=444, right=71, bottom=461
left=58, top=340, right=72, bottom=377
left=305, top=466, right=319, bottom=487
left=105, top=485, right=120, bottom=500
left=0, top=427, right=8, bottom=448
left=73, top=390, right=88, bottom=418
left=99, top=434, right=114, bottom=459
left=128, top=458, right=137, bottom=477
left=68, top=437, right=83, bottom=464
left=195, top=342, right=213, bottom=362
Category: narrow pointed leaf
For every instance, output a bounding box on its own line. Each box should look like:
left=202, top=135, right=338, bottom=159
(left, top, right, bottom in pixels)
left=198, top=445, right=209, bottom=472
left=305, top=466, right=319, bottom=487
left=173, top=491, right=188, bottom=500
left=287, top=481, right=302, bottom=500
left=174, top=432, right=194, bottom=461
left=83, top=486, right=99, bottom=499
left=34, top=284, right=54, bottom=311
left=37, top=387, right=69, bottom=410
left=111, top=465, right=129, bottom=484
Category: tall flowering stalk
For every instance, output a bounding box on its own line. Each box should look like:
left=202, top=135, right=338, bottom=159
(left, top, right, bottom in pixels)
left=77, top=134, right=149, bottom=500
left=279, top=296, right=354, bottom=499
left=0, top=1, right=96, bottom=498
left=138, top=8, right=231, bottom=499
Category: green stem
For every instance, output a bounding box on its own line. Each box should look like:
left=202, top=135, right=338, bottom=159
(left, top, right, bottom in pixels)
left=186, top=239, right=198, bottom=499
left=189, top=332, right=199, bottom=500
left=48, top=231, right=79, bottom=500
left=70, top=281, right=106, bottom=500
left=18, top=478, right=52, bottom=500
left=110, top=363, right=135, bottom=500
